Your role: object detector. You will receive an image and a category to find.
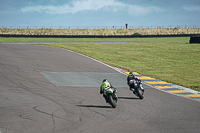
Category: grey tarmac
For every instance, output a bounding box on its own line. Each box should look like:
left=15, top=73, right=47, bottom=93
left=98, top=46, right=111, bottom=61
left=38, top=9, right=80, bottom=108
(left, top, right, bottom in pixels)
left=0, top=43, right=200, bottom=133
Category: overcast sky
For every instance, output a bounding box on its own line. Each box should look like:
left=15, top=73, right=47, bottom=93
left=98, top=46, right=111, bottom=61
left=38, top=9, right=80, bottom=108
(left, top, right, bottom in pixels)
left=0, top=0, right=200, bottom=28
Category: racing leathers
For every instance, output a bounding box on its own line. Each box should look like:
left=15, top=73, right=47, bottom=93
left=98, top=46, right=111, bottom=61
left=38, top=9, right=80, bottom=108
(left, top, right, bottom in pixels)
left=100, top=79, right=114, bottom=102
left=127, top=72, right=141, bottom=91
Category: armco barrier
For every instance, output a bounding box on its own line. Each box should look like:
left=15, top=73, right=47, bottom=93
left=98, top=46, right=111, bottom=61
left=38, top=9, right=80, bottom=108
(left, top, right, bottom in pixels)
left=0, top=34, right=200, bottom=38
left=190, top=36, right=200, bottom=43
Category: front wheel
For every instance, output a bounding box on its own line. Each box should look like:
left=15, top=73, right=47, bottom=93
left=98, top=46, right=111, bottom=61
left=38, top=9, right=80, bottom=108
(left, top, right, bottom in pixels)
left=135, top=87, right=144, bottom=99
left=108, top=94, right=117, bottom=108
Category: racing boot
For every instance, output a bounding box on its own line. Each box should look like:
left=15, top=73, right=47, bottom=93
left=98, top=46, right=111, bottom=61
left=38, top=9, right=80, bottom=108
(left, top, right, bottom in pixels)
left=103, top=94, right=109, bottom=103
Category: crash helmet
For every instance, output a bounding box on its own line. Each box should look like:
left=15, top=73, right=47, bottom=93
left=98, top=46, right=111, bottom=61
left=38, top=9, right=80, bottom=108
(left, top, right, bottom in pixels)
left=128, top=71, right=135, bottom=78
left=129, top=71, right=135, bottom=76
left=102, top=79, right=108, bottom=83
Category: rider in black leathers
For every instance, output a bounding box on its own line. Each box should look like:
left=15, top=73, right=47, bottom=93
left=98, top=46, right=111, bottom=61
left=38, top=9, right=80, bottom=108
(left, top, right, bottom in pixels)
left=127, top=71, right=142, bottom=91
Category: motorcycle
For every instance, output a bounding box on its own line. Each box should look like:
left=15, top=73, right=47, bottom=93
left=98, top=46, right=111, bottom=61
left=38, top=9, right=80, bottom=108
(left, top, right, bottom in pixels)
left=129, top=79, right=144, bottom=99
left=104, top=87, right=118, bottom=108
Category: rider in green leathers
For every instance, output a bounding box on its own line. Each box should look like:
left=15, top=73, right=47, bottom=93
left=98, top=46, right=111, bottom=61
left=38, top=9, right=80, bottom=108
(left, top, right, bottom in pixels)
left=100, top=79, right=114, bottom=102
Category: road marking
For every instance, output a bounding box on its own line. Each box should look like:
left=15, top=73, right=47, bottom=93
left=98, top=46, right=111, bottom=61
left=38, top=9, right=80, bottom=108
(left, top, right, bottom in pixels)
left=154, top=86, right=175, bottom=89
left=138, top=77, right=157, bottom=80
left=166, top=90, right=188, bottom=93
left=124, top=72, right=140, bottom=75
left=144, top=81, right=171, bottom=84
left=181, top=94, right=200, bottom=98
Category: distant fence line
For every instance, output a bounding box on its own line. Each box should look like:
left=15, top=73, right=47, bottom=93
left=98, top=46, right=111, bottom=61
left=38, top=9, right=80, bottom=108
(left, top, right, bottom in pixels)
left=1, top=34, right=200, bottom=38
left=1, top=25, right=200, bottom=29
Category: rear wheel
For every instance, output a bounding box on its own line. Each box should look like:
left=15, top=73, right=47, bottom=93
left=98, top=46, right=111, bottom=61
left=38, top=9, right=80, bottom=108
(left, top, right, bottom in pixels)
left=108, top=94, right=117, bottom=108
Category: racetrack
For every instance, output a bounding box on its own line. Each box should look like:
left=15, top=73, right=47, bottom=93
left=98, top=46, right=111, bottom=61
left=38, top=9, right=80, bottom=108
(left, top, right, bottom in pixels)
left=0, top=43, right=200, bottom=133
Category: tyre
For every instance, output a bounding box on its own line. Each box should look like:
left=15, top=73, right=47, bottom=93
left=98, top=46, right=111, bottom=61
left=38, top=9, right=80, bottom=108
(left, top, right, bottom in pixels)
left=135, top=87, right=144, bottom=99
left=108, top=94, right=117, bottom=108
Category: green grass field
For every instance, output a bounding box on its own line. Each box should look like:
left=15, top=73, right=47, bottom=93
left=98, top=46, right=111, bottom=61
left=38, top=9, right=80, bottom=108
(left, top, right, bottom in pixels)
left=0, top=37, right=199, bottom=91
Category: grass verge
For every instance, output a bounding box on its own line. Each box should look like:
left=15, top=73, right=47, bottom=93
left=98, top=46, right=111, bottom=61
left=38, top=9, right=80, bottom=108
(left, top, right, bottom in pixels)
left=0, top=37, right=199, bottom=91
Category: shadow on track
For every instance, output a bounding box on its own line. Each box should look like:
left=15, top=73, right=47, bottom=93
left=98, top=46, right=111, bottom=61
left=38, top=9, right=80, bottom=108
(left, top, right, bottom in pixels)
left=118, top=97, right=139, bottom=100
left=76, top=105, right=111, bottom=108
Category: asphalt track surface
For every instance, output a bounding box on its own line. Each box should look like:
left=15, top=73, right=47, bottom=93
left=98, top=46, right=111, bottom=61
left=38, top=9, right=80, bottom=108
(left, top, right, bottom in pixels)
left=0, top=43, right=200, bottom=133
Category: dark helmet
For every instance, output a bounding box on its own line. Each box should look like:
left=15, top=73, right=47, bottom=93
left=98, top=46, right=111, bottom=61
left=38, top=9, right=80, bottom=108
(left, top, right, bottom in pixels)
left=129, top=71, right=135, bottom=76
left=128, top=72, right=135, bottom=78
left=102, top=79, right=108, bottom=83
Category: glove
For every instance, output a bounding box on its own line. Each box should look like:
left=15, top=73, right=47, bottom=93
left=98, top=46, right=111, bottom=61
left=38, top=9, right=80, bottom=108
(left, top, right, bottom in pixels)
left=138, top=79, right=141, bottom=84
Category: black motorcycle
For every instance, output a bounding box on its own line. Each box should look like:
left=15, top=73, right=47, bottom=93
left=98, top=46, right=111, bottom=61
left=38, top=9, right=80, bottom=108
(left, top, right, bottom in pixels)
left=129, top=79, right=144, bottom=99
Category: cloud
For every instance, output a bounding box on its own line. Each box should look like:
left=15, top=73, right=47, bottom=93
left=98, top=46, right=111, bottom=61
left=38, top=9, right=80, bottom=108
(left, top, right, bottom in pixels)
left=21, top=0, right=125, bottom=14
left=183, top=5, right=200, bottom=11
left=20, top=0, right=164, bottom=16
left=127, top=5, right=164, bottom=16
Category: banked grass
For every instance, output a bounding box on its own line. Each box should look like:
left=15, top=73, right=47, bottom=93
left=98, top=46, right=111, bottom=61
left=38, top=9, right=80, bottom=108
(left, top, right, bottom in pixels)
left=0, top=37, right=199, bottom=91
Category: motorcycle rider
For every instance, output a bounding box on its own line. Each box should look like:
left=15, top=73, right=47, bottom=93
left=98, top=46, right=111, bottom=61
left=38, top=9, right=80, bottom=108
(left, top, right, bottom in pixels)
left=127, top=71, right=143, bottom=91
left=100, top=79, right=115, bottom=102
